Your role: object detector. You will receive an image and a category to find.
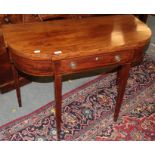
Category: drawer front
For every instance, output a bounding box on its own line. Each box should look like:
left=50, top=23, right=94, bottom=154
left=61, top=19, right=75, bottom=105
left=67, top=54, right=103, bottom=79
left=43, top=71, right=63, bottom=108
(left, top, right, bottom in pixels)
left=55, top=51, right=134, bottom=74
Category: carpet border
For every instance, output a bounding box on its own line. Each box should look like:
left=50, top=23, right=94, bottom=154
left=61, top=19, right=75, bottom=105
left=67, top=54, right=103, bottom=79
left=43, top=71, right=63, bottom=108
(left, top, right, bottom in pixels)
left=0, top=74, right=107, bottom=130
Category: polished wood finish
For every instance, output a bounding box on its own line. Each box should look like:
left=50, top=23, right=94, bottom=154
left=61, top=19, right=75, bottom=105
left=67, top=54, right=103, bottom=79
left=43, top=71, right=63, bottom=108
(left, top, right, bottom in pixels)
left=0, top=14, right=149, bottom=93
left=11, top=52, right=53, bottom=76
left=0, top=14, right=99, bottom=93
left=2, top=16, right=150, bottom=60
left=0, top=16, right=29, bottom=93
left=0, top=38, right=30, bottom=93
left=54, top=74, right=62, bottom=140
left=54, top=50, right=134, bottom=75
left=9, top=51, right=22, bottom=107
left=11, top=62, right=22, bottom=107
left=114, top=63, right=131, bottom=121
left=2, top=15, right=151, bottom=140
left=2, top=15, right=151, bottom=76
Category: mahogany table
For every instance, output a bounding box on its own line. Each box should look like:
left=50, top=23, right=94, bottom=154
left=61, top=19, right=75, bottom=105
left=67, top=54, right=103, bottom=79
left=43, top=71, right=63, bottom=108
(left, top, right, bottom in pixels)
left=2, top=15, right=151, bottom=140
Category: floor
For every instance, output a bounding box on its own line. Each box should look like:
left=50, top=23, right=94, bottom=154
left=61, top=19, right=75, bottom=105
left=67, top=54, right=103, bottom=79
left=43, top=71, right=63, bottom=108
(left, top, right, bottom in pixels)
left=0, top=15, right=155, bottom=127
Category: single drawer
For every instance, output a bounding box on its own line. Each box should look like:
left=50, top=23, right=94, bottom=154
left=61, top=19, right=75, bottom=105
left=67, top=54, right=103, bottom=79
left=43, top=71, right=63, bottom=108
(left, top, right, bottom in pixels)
left=55, top=50, right=134, bottom=74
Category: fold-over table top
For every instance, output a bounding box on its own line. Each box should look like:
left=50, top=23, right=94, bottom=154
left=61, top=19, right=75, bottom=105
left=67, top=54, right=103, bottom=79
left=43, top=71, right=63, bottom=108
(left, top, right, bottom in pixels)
left=2, top=15, right=151, bottom=61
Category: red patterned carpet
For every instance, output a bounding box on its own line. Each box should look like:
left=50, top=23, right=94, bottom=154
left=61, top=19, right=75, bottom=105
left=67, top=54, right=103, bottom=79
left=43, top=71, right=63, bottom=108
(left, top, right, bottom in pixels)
left=0, top=55, right=155, bottom=141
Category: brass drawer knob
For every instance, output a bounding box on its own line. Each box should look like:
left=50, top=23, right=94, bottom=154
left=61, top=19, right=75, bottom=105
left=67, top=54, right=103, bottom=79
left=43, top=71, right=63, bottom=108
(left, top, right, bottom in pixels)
left=95, top=57, right=99, bottom=61
left=115, top=55, right=121, bottom=62
left=70, top=61, right=77, bottom=69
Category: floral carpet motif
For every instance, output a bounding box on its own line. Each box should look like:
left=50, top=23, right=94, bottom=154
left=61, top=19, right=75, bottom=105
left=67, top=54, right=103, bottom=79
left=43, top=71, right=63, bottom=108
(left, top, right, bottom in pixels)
left=0, top=54, right=155, bottom=141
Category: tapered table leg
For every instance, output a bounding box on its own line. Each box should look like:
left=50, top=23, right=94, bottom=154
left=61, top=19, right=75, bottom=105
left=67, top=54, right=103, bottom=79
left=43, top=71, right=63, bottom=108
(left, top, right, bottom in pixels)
left=54, top=74, right=62, bottom=140
left=114, top=63, right=131, bottom=122
left=11, top=63, right=22, bottom=107
left=116, top=66, right=121, bottom=85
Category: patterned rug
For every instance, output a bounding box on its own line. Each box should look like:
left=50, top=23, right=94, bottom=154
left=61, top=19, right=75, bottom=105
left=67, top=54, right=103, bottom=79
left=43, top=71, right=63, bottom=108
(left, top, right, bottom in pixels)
left=0, top=55, right=155, bottom=141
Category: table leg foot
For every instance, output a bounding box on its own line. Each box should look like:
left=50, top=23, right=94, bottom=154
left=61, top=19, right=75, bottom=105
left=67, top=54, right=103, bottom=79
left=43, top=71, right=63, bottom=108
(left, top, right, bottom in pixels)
left=114, top=63, right=131, bottom=122
left=54, top=74, right=62, bottom=141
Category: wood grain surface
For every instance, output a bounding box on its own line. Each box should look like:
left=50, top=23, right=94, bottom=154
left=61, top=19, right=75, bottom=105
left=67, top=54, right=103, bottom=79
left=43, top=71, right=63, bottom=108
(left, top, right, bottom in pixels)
left=2, top=15, right=151, bottom=62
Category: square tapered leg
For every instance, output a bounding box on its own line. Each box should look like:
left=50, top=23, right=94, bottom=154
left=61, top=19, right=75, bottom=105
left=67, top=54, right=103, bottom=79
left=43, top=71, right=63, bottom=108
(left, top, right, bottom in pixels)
left=11, top=63, right=22, bottom=107
left=54, top=74, right=62, bottom=140
left=114, top=63, right=131, bottom=122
